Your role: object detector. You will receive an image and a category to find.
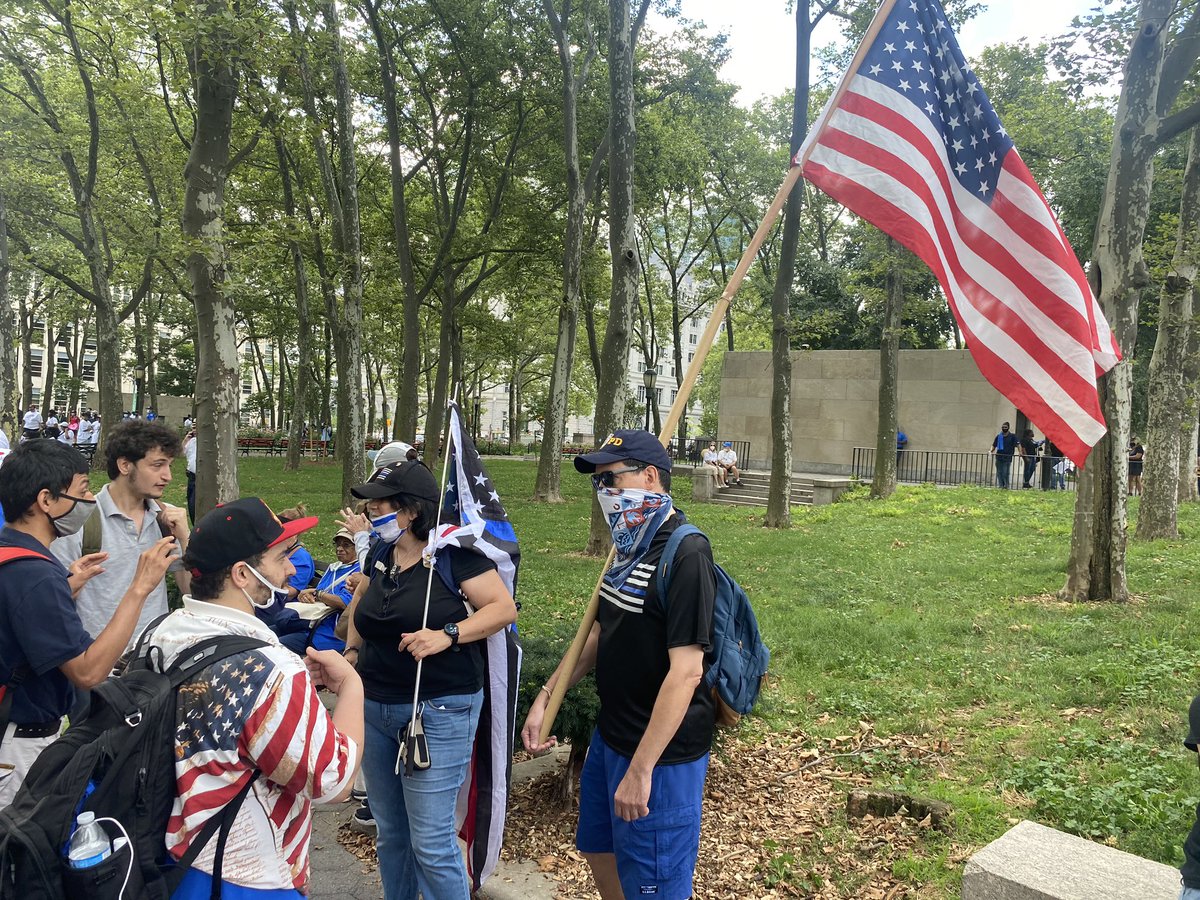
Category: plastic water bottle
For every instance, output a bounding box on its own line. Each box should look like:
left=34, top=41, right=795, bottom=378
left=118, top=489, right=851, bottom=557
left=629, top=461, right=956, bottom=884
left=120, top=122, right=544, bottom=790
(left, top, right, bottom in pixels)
left=67, top=811, right=111, bottom=869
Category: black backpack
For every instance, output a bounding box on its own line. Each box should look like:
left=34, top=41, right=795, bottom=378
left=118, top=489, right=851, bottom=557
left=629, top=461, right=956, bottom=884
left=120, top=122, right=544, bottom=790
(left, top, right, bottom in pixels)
left=0, top=633, right=267, bottom=900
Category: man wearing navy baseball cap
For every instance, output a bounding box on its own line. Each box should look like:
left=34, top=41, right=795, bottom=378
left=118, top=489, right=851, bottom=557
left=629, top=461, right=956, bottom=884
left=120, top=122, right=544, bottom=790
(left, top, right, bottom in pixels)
left=522, top=430, right=717, bottom=900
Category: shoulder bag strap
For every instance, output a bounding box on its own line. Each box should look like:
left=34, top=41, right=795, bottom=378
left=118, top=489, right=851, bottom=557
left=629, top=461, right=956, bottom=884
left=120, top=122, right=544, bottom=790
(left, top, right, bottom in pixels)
left=654, top=523, right=703, bottom=609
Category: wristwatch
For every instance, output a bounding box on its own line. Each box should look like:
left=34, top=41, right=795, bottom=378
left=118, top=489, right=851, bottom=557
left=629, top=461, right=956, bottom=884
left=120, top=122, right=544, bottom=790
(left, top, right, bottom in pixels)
left=443, top=622, right=460, bottom=649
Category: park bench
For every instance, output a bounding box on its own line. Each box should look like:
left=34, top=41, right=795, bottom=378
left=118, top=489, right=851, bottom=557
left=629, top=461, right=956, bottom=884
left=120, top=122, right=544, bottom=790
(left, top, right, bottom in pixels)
left=76, top=442, right=98, bottom=467
left=237, top=437, right=280, bottom=456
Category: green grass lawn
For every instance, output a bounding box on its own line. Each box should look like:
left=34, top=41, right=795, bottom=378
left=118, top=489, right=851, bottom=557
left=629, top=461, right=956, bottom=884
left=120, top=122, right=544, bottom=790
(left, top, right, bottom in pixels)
left=145, top=455, right=1200, bottom=895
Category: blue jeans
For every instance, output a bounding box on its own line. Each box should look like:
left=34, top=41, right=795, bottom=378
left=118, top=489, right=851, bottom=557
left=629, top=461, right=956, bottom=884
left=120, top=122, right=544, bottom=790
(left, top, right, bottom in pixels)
left=995, top=455, right=1012, bottom=488
left=363, top=691, right=483, bottom=900
left=1022, top=456, right=1037, bottom=487
left=1179, top=886, right=1200, bottom=900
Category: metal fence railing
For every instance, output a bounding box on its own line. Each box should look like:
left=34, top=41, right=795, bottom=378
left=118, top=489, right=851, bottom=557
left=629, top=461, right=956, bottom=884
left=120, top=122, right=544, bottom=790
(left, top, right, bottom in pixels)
left=668, top=438, right=751, bottom=472
left=851, top=447, right=1076, bottom=491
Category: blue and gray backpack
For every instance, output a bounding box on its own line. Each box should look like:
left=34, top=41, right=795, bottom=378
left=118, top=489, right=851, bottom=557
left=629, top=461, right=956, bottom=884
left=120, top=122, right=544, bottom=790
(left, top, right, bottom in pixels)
left=655, top=523, right=770, bottom=725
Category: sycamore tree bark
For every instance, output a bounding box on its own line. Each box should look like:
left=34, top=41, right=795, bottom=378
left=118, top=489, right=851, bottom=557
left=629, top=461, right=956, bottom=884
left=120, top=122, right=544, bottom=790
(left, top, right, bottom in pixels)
left=183, top=0, right=240, bottom=517
left=1137, top=125, right=1200, bottom=539
left=1064, top=0, right=1200, bottom=601
left=322, top=0, right=367, bottom=500
left=765, top=0, right=813, bottom=529
left=585, top=0, right=642, bottom=556
left=276, top=137, right=313, bottom=473
left=360, top=0, right=420, bottom=441
left=871, top=239, right=905, bottom=499
left=0, top=190, right=15, bottom=437
left=534, top=0, right=613, bottom=503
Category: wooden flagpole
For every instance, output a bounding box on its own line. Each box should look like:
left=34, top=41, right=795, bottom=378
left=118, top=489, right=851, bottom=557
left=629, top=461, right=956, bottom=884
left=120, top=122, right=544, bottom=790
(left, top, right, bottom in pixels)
left=540, top=164, right=804, bottom=743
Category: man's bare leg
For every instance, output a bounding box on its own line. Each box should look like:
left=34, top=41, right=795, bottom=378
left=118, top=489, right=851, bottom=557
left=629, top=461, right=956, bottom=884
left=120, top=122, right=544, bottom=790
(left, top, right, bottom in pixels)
left=583, top=852, right=625, bottom=899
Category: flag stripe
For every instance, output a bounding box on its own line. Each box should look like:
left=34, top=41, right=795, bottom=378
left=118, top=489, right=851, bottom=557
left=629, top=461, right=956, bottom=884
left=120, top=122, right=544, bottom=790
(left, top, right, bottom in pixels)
left=810, top=115, right=1102, bottom=408
left=433, top=401, right=521, bottom=892
left=831, top=84, right=1104, bottom=381
left=803, top=154, right=1106, bottom=458
left=796, top=0, right=1118, bottom=466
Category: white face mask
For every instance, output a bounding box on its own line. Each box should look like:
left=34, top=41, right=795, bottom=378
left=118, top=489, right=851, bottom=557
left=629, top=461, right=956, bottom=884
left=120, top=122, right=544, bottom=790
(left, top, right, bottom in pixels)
left=49, top=494, right=96, bottom=537
left=240, top=561, right=288, bottom=610
left=371, top=511, right=406, bottom=544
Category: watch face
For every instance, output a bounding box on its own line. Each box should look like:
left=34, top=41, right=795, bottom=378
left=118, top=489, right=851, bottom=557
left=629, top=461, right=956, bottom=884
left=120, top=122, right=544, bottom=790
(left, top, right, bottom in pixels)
left=445, top=623, right=459, bottom=637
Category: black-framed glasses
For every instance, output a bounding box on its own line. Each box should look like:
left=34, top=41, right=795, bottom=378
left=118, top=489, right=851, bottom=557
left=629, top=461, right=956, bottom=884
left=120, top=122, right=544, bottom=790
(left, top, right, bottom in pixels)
left=592, top=465, right=646, bottom=490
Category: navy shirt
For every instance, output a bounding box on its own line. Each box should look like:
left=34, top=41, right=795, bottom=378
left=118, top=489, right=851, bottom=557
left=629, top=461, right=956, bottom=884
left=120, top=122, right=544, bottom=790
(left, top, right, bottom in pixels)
left=0, top=526, right=92, bottom=724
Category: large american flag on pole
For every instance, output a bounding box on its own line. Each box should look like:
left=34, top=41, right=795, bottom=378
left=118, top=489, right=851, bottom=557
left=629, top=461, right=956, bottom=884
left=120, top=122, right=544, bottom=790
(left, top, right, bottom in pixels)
left=797, top=0, right=1120, bottom=466
left=428, top=401, right=521, bottom=891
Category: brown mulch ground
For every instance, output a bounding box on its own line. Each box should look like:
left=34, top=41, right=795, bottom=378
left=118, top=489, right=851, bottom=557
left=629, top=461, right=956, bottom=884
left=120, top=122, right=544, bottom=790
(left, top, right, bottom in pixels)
left=338, top=722, right=972, bottom=898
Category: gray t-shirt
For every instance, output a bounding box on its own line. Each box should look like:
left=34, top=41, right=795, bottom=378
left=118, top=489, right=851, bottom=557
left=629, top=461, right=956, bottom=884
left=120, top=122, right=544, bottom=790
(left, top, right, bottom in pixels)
left=51, top=484, right=181, bottom=646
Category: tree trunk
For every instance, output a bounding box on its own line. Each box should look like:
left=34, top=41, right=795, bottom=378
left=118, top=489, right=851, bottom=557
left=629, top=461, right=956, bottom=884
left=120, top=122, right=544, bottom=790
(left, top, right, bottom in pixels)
left=364, top=352, right=376, bottom=440
left=425, top=279, right=455, bottom=472
left=534, top=0, right=597, bottom=504
left=1137, top=125, right=1200, bottom=539
left=1182, top=413, right=1200, bottom=502
left=764, top=0, right=811, bottom=529
left=0, top=190, right=16, bottom=437
left=586, top=0, right=640, bottom=556
left=42, top=321, right=61, bottom=416
left=145, top=305, right=159, bottom=416
left=18, top=283, right=34, bottom=413
left=360, top=0, right=420, bottom=442
left=183, top=0, right=240, bottom=518
left=871, top=240, right=905, bottom=500
left=1063, top=4, right=1173, bottom=602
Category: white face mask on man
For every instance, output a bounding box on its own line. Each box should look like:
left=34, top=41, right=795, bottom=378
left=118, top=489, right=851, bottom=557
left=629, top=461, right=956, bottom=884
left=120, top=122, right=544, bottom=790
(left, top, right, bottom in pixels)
left=240, top=561, right=288, bottom=610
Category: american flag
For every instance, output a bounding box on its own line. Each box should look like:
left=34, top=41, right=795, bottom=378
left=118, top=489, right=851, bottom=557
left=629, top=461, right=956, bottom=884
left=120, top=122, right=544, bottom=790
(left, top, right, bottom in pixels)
left=166, top=645, right=356, bottom=891
left=797, top=0, right=1120, bottom=466
left=429, top=401, right=521, bottom=892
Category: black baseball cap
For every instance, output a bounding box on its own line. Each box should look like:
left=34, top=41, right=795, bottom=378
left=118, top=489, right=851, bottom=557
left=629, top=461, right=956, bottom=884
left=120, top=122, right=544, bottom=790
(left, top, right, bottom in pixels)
left=573, top=429, right=672, bottom=474
left=186, top=497, right=317, bottom=577
left=351, top=459, right=439, bottom=502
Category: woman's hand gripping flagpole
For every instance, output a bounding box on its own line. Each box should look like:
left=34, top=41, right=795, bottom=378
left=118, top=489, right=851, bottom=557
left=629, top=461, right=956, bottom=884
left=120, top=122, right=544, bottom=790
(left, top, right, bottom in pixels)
left=536, top=166, right=803, bottom=746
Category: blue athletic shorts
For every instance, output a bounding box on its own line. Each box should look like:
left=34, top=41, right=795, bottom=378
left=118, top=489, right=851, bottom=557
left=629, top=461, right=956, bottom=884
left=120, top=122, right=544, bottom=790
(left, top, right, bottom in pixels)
left=576, top=729, right=708, bottom=900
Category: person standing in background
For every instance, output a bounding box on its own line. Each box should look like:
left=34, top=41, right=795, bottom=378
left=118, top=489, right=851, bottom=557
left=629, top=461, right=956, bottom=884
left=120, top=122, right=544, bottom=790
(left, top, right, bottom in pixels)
left=183, top=426, right=197, bottom=523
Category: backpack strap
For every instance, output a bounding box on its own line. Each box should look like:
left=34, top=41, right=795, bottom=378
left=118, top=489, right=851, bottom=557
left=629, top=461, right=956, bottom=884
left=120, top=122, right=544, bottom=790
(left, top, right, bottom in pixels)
left=164, top=770, right=261, bottom=899
left=0, top=549, right=50, bottom=753
left=654, top=523, right=707, bottom=608
left=164, top=636, right=271, bottom=688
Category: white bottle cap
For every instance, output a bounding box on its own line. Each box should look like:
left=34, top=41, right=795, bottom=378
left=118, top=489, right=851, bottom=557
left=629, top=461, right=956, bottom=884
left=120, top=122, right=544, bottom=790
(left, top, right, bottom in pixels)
left=76, top=811, right=95, bottom=825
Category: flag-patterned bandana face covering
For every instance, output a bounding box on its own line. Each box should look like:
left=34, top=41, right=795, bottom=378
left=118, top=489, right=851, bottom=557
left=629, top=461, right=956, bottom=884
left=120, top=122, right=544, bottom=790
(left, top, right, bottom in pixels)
left=597, top=487, right=674, bottom=590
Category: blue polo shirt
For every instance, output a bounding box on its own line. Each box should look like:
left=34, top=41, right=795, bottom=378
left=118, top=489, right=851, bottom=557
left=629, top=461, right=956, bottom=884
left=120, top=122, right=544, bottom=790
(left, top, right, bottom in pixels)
left=287, top=546, right=314, bottom=593
left=0, top=526, right=92, bottom=724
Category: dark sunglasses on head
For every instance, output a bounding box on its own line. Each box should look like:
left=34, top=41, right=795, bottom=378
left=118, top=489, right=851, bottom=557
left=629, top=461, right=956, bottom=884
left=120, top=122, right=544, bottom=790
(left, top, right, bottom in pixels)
left=591, top=465, right=646, bottom=490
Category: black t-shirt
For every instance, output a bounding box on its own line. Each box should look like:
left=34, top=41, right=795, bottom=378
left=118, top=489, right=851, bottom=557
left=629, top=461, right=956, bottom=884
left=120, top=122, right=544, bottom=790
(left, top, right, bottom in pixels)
left=354, top=543, right=495, bottom=703
left=1128, top=444, right=1145, bottom=473
left=596, top=514, right=716, bottom=764
left=1184, top=796, right=1200, bottom=887
left=1019, top=437, right=1037, bottom=456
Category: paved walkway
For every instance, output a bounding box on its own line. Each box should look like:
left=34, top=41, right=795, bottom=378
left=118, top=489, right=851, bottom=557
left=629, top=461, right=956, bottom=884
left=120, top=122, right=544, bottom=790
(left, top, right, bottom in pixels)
left=307, top=749, right=566, bottom=899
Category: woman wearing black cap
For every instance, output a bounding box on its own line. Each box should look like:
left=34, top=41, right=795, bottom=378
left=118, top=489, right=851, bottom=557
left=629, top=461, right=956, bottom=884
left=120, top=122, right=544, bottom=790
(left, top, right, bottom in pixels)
left=341, top=460, right=517, bottom=900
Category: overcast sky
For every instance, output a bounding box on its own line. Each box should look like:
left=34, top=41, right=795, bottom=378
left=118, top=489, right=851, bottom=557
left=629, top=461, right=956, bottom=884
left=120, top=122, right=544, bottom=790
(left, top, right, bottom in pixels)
left=649, top=0, right=1098, bottom=106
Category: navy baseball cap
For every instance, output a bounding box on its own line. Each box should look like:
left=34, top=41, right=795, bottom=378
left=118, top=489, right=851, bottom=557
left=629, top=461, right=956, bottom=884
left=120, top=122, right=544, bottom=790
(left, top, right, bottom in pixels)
left=574, top=430, right=672, bottom=474
left=186, top=497, right=317, bottom=577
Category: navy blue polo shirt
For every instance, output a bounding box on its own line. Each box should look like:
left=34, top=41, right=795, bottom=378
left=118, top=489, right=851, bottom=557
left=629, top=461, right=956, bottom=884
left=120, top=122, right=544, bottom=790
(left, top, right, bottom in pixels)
left=0, top=526, right=92, bottom=724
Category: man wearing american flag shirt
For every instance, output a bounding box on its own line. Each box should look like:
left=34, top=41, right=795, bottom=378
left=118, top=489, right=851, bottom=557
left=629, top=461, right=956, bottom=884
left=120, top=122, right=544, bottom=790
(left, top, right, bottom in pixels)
left=147, top=497, right=363, bottom=900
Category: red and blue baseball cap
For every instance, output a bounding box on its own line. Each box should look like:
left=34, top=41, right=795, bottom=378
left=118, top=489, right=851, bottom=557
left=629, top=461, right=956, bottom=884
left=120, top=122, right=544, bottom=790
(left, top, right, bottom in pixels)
left=186, top=497, right=317, bottom=577
left=573, top=429, right=672, bottom=474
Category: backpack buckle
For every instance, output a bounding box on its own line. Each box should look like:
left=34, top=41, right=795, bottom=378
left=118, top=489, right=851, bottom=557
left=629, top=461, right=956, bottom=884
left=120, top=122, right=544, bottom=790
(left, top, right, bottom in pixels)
left=125, top=710, right=143, bottom=727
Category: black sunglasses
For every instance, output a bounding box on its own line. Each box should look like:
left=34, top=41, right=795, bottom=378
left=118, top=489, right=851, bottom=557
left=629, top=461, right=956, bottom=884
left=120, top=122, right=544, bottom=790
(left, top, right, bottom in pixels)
left=591, top=465, right=646, bottom=490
